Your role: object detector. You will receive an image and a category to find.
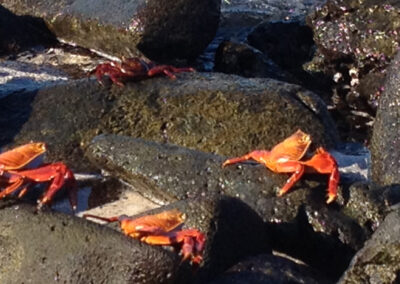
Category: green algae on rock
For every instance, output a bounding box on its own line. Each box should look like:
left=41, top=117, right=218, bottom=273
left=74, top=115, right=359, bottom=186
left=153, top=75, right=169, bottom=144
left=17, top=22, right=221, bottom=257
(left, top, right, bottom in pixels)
left=0, top=72, right=338, bottom=171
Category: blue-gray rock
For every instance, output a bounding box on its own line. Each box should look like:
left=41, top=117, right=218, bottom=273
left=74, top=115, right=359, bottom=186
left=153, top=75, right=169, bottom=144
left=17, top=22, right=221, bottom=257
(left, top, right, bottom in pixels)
left=371, top=51, right=400, bottom=185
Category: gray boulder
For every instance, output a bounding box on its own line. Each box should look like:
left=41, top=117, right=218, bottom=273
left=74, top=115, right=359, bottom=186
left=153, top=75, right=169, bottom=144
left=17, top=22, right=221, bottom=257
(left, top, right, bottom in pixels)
left=371, top=51, right=400, bottom=185
left=1, top=0, right=220, bottom=61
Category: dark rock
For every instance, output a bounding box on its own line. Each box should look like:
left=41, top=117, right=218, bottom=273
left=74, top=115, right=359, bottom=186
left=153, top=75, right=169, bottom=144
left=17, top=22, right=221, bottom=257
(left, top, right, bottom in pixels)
left=86, top=133, right=286, bottom=207
left=248, top=20, right=314, bottom=74
left=268, top=203, right=366, bottom=280
left=341, top=182, right=391, bottom=233
left=208, top=254, right=332, bottom=284
left=0, top=5, right=56, bottom=55
left=371, top=51, right=400, bottom=186
left=306, top=0, right=400, bottom=114
left=338, top=208, right=400, bottom=284
left=0, top=201, right=180, bottom=283
left=1, top=0, right=220, bottom=61
left=101, top=194, right=271, bottom=283
left=85, top=134, right=367, bottom=281
left=0, top=72, right=339, bottom=171
left=214, top=40, right=294, bottom=82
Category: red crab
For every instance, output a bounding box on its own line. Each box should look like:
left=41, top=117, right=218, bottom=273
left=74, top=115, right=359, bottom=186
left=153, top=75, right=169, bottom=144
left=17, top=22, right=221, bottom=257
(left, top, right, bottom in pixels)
left=222, top=130, right=340, bottom=204
left=84, top=209, right=206, bottom=265
left=0, top=143, right=77, bottom=211
left=89, top=57, right=195, bottom=86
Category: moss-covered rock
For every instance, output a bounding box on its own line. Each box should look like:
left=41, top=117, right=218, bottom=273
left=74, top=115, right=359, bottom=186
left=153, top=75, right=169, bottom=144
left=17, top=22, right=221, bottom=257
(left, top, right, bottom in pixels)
left=0, top=72, right=339, bottom=171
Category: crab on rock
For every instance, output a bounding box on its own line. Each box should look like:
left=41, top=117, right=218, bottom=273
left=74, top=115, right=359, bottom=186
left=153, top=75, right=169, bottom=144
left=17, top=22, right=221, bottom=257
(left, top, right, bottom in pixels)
left=222, top=130, right=340, bottom=204
left=0, top=143, right=78, bottom=211
left=89, top=57, right=195, bottom=86
left=84, top=209, right=206, bottom=265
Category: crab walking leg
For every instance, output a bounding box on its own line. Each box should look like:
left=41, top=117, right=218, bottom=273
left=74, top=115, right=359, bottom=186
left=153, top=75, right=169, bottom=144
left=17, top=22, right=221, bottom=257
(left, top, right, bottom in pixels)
left=222, top=150, right=271, bottom=168
left=326, top=166, right=340, bottom=204
left=301, top=147, right=339, bottom=204
left=83, top=214, right=120, bottom=223
left=274, top=161, right=305, bottom=196
left=2, top=163, right=78, bottom=211
left=147, top=66, right=195, bottom=79
left=142, top=229, right=206, bottom=264
left=0, top=176, right=24, bottom=198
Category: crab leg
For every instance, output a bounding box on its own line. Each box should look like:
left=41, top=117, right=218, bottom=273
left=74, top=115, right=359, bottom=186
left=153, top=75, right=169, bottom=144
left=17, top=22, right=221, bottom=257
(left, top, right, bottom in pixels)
left=301, top=147, right=339, bottom=203
left=83, top=214, right=120, bottom=223
left=222, top=150, right=271, bottom=168
left=1, top=163, right=77, bottom=211
left=274, top=161, right=305, bottom=196
left=0, top=176, right=24, bottom=198
left=147, top=66, right=195, bottom=79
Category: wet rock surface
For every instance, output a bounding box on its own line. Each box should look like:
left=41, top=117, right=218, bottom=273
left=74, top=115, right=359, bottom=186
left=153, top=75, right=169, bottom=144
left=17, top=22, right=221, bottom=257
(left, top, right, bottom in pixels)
left=0, top=201, right=181, bottom=283
left=0, top=72, right=338, bottom=170
left=339, top=208, right=400, bottom=284
left=1, top=0, right=220, bottom=61
left=208, top=254, right=331, bottom=284
left=371, top=52, right=400, bottom=186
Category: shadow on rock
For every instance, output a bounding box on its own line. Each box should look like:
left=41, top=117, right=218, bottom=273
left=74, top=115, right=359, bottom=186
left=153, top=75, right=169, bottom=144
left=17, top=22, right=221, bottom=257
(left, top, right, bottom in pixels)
left=0, top=200, right=181, bottom=283
left=0, top=5, right=57, bottom=55
left=0, top=90, right=36, bottom=147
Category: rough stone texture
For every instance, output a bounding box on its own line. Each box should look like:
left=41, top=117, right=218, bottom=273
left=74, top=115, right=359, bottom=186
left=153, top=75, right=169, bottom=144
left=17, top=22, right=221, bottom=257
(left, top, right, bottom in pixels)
left=341, top=182, right=393, bottom=233
left=371, top=51, right=400, bottom=186
left=1, top=0, right=220, bottom=61
left=339, top=208, right=400, bottom=284
left=0, top=72, right=339, bottom=171
left=306, top=0, right=400, bottom=113
left=86, top=134, right=286, bottom=208
left=0, top=5, right=57, bottom=55
left=208, top=254, right=332, bottom=284
left=0, top=201, right=180, bottom=283
left=85, top=134, right=368, bottom=281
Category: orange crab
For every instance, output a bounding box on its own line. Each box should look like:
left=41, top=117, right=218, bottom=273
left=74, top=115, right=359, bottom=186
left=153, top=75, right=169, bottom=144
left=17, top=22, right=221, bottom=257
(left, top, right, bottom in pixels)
left=90, top=57, right=195, bottom=86
left=0, top=143, right=77, bottom=211
left=222, top=130, right=339, bottom=204
left=84, top=209, right=206, bottom=265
